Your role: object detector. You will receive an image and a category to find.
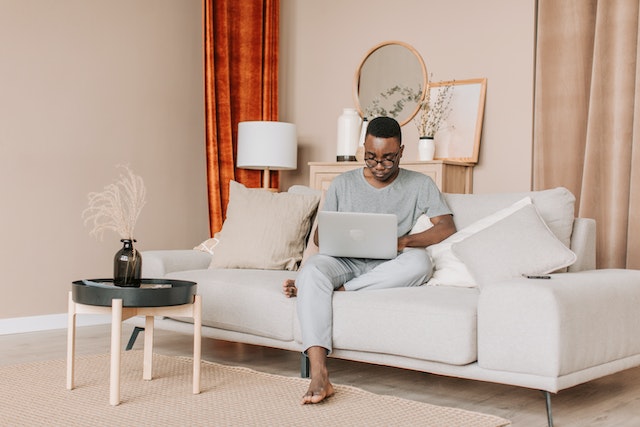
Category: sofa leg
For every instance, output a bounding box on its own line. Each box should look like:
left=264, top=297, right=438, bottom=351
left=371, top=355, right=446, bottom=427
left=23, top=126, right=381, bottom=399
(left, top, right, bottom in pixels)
left=125, top=326, right=144, bottom=351
left=542, top=390, right=554, bottom=427
left=300, top=353, right=310, bottom=378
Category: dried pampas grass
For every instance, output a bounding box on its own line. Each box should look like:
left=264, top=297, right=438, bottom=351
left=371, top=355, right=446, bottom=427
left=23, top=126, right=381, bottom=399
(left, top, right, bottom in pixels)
left=82, top=165, right=147, bottom=240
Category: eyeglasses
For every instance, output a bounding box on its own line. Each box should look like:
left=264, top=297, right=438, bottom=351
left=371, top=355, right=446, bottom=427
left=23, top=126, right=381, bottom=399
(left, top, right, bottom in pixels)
left=364, top=149, right=401, bottom=169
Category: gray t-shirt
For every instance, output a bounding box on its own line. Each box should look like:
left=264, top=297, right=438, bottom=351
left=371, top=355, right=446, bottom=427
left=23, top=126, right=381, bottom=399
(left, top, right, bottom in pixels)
left=322, top=168, right=452, bottom=237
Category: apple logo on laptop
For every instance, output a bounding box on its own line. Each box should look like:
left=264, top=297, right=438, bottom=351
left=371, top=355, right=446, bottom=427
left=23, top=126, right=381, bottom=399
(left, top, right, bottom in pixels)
left=349, top=228, right=366, bottom=241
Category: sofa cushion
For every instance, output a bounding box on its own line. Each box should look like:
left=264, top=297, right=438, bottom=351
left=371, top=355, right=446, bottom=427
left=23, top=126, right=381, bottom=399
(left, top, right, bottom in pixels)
left=165, top=268, right=298, bottom=342
left=477, top=269, right=640, bottom=377
left=210, top=181, right=320, bottom=271
left=328, top=286, right=480, bottom=365
left=451, top=203, right=577, bottom=288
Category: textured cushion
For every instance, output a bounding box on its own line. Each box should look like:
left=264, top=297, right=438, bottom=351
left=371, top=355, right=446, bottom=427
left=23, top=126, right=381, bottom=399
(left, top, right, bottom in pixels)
left=210, top=181, right=320, bottom=271
left=451, top=203, right=577, bottom=288
left=426, top=197, right=532, bottom=288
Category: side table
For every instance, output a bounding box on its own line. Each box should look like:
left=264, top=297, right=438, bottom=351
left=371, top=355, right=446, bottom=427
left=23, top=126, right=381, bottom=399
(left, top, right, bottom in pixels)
left=66, top=279, right=201, bottom=406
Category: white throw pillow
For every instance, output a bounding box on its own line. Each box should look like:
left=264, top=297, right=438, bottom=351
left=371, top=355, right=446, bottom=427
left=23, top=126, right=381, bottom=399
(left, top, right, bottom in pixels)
left=451, top=203, right=577, bottom=288
left=194, top=236, right=219, bottom=255
left=210, top=181, right=320, bottom=271
left=426, top=197, right=532, bottom=288
left=410, top=214, right=433, bottom=234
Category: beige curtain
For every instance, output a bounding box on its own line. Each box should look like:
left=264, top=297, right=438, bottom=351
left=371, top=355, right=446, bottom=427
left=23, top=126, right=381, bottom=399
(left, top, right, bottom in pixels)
left=534, top=0, right=640, bottom=269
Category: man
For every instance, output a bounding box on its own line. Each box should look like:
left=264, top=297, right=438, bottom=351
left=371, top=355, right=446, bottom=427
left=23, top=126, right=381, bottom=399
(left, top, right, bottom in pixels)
left=283, top=116, right=456, bottom=404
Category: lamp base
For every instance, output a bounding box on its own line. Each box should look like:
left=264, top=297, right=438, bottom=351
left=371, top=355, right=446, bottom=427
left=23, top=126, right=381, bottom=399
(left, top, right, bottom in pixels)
left=261, top=168, right=279, bottom=192
left=336, top=155, right=356, bottom=162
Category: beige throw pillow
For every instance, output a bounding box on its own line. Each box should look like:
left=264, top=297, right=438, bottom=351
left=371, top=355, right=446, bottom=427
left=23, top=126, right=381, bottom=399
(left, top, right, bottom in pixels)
left=300, top=190, right=326, bottom=266
left=210, top=181, right=320, bottom=271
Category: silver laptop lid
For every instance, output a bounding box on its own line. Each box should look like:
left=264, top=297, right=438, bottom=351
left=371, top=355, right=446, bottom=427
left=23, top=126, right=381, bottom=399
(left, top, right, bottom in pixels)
left=317, top=211, right=397, bottom=259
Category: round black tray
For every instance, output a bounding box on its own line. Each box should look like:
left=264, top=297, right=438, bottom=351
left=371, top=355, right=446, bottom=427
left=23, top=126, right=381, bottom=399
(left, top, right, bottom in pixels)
left=72, top=278, right=197, bottom=307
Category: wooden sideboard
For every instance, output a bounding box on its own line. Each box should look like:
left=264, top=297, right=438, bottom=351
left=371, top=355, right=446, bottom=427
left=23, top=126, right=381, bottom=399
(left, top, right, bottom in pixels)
left=308, top=160, right=474, bottom=193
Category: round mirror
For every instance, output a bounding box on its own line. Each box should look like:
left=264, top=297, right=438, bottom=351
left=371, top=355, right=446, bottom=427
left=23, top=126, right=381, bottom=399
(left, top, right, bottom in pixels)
left=353, top=41, right=428, bottom=126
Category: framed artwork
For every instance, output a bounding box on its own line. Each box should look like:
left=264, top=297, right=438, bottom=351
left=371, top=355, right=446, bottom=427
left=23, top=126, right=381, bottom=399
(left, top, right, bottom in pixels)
left=430, top=78, right=487, bottom=163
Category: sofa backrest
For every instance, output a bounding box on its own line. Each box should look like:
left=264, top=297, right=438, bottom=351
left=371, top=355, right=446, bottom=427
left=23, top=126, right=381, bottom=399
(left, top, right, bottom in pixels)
left=291, top=184, right=595, bottom=271
left=443, top=187, right=576, bottom=248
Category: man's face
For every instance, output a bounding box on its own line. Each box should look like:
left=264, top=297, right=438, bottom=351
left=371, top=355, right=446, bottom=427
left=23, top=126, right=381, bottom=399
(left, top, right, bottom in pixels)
left=363, top=135, right=403, bottom=182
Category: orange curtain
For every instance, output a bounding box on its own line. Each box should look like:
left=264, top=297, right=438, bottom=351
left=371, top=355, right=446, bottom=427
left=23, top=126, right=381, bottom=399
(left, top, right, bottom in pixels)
left=534, top=0, right=640, bottom=268
left=203, top=0, right=279, bottom=235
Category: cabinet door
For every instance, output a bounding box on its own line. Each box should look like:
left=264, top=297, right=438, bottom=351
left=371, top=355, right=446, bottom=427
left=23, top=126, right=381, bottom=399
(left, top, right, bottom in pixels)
left=309, top=163, right=362, bottom=191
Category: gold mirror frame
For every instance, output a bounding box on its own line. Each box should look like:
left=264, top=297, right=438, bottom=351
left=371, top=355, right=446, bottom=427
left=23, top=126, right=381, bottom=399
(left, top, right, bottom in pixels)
left=352, top=41, right=428, bottom=126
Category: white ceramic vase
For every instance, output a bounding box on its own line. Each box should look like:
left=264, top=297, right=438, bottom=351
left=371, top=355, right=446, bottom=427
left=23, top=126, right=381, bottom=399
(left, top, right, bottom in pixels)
left=336, top=108, right=361, bottom=161
left=418, top=137, right=435, bottom=161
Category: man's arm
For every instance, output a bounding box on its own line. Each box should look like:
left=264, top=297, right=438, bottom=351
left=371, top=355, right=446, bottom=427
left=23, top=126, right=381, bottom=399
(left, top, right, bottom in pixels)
left=397, top=214, right=456, bottom=251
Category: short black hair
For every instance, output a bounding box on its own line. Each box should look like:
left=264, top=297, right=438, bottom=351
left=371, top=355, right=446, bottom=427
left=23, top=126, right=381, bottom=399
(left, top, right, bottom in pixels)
left=366, top=116, right=402, bottom=144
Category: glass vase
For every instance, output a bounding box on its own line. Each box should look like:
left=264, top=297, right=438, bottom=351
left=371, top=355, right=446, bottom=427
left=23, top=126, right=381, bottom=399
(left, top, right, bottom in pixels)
left=114, top=239, right=142, bottom=287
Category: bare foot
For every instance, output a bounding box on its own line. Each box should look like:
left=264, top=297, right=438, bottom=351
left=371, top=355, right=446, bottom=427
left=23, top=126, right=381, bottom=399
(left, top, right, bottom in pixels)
left=283, top=279, right=297, bottom=298
left=301, top=346, right=335, bottom=404
left=301, top=375, right=335, bottom=404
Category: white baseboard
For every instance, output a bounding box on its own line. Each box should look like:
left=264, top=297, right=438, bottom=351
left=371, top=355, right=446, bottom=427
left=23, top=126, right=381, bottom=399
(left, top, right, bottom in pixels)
left=0, top=313, right=112, bottom=336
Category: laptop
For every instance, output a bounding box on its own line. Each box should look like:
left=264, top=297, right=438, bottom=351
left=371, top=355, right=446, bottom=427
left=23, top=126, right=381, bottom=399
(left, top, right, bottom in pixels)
left=317, top=211, right=398, bottom=259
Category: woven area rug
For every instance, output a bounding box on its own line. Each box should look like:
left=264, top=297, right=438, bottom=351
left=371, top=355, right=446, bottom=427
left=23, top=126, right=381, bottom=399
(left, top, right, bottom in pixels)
left=0, top=351, right=510, bottom=426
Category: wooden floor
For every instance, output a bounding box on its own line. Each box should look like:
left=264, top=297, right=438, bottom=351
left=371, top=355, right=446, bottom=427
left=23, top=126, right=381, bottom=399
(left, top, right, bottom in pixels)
left=2, top=324, right=640, bottom=426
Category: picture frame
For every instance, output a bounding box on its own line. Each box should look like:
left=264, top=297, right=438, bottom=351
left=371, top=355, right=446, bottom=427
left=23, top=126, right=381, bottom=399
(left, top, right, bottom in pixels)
left=430, top=78, right=487, bottom=164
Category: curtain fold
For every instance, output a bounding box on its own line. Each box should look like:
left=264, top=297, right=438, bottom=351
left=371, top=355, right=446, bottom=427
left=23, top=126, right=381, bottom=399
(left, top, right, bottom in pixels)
left=203, top=0, right=279, bottom=236
left=534, top=0, right=640, bottom=268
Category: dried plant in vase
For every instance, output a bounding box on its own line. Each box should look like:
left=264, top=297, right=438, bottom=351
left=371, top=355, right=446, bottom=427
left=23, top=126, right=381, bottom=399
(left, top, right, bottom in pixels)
left=415, top=80, right=454, bottom=138
left=82, top=165, right=147, bottom=287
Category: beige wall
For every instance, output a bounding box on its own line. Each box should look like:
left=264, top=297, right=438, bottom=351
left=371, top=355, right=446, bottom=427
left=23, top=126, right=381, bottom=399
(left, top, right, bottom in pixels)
left=1, top=0, right=536, bottom=321
left=0, top=0, right=208, bottom=319
left=279, top=0, right=536, bottom=194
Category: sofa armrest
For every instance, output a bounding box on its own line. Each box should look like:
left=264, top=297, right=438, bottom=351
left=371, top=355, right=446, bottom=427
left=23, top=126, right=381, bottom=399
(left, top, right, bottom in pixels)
left=568, top=218, right=596, bottom=272
left=141, top=250, right=212, bottom=278
left=477, top=269, right=640, bottom=380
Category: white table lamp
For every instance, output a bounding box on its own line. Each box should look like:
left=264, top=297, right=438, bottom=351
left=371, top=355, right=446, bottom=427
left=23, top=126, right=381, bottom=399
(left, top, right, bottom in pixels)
left=236, top=121, right=297, bottom=190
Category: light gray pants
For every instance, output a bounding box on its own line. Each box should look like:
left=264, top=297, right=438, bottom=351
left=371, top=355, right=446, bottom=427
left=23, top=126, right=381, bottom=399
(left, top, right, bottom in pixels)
left=296, top=248, right=432, bottom=353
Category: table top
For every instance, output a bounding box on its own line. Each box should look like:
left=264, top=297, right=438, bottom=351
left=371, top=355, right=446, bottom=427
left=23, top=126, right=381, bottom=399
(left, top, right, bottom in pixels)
left=71, top=278, right=197, bottom=307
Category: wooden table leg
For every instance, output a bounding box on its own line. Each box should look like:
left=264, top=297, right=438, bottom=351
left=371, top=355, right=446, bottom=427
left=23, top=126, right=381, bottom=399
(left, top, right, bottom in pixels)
left=193, top=295, right=202, bottom=394
left=110, top=298, right=123, bottom=406
left=66, top=291, right=76, bottom=390
left=143, top=315, right=154, bottom=380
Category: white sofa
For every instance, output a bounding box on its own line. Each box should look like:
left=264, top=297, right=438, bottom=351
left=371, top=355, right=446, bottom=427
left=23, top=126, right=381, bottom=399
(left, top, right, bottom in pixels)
left=134, top=186, right=640, bottom=426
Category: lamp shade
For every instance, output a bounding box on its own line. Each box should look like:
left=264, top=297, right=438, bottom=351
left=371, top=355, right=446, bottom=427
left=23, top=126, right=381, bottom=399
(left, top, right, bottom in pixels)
left=236, top=121, right=297, bottom=170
